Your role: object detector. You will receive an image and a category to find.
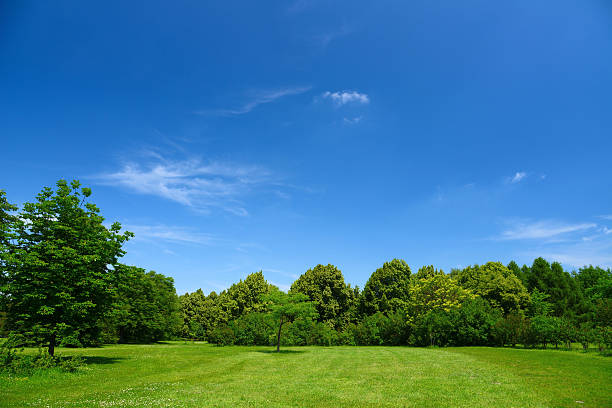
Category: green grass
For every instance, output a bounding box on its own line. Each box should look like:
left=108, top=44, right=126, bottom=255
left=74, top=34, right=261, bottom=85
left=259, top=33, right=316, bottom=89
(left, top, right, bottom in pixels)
left=1, top=343, right=610, bottom=407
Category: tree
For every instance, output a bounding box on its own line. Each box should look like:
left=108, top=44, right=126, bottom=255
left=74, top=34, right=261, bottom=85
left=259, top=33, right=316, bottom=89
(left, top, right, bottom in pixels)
left=452, top=262, right=530, bottom=315
left=406, top=271, right=474, bottom=323
left=225, top=271, right=273, bottom=318
left=3, top=180, right=132, bottom=355
left=106, top=265, right=181, bottom=343
left=264, top=289, right=317, bottom=351
left=290, top=264, right=356, bottom=328
left=359, top=259, right=411, bottom=316
left=524, top=258, right=581, bottom=317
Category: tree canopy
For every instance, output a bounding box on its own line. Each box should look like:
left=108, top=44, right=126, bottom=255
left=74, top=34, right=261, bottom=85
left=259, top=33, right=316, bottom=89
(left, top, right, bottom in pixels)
left=360, top=259, right=411, bottom=315
left=451, top=262, right=530, bottom=315
left=290, top=264, right=356, bottom=328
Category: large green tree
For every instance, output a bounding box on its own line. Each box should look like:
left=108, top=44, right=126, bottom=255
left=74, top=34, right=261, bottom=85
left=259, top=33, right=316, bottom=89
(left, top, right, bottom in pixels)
left=359, top=259, right=412, bottom=316
left=2, top=180, right=132, bottom=355
left=106, top=264, right=181, bottom=343
left=524, top=258, right=582, bottom=317
left=290, top=264, right=356, bottom=328
left=224, top=271, right=273, bottom=318
left=406, top=270, right=474, bottom=323
left=451, top=262, right=530, bottom=315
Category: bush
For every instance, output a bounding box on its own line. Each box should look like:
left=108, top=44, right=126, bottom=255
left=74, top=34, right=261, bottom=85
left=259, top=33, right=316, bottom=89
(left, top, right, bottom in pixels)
left=230, top=313, right=274, bottom=346
left=1, top=335, right=85, bottom=375
left=208, top=324, right=235, bottom=346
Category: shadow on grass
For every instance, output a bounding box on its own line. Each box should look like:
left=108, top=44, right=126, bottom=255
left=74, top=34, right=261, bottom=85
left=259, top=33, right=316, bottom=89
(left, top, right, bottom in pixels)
left=255, top=350, right=307, bottom=355
left=81, top=356, right=125, bottom=365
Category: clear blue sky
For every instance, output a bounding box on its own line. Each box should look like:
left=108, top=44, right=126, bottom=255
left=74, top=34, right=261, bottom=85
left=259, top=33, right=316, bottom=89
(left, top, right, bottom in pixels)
left=1, top=1, right=611, bottom=294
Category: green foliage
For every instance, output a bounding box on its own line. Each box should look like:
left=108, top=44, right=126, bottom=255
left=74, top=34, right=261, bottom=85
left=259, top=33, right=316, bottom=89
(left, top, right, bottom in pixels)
left=452, top=262, right=530, bottom=315
left=406, top=271, right=474, bottom=323
left=493, top=312, right=528, bottom=347
left=264, top=288, right=317, bottom=351
left=2, top=180, right=132, bottom=355
left=353, top=311, right=409, bottom=346
left=208, top=324, right=236, bottom=346
left=524, top=258, right=583, bottom=318
left=359, top=259, right=411, bottom=316
left=1, top=333, right=84, bottom=374
left=290, top=264, right=356, bottom=328
left=225, top=271, right=273, bottom=318
left=104, top=265, right=181, bottom=343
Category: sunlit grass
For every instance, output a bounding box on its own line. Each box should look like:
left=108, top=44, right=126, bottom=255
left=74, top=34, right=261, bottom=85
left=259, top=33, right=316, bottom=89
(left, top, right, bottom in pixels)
left=1, top=342, right=610, bottom=407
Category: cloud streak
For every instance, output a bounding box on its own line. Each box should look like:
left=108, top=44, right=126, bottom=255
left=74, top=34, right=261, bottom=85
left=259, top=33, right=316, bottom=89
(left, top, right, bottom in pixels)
left=95, top=155, right=274, bottom=216
left=499, top=220, right=596, bottom=240
left=198, top=86, right=311, bottom=116
left=126, top=224, right=216, bottom=246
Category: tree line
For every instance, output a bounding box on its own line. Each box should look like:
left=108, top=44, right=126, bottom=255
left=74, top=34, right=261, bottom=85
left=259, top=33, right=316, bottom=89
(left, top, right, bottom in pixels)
left=1, top=181, right=611, bottom=355
left=181, top=261, right=611, bottom=351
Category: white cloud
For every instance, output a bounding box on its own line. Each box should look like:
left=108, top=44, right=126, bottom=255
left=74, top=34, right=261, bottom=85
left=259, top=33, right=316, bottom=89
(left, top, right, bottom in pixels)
left=599, top=215, right=612, bottom=220
left=95, top=155, right=273, bottom=216
left=343, top=116, right=362, bottom=125
left=322, top=90, right=369, bottom=106
left=499, top=220, right=596, bottom=240
left=125, top=224, right=216, bottom=246
left=198, top=86, right=311, bottom=116
left=510, top=172, right=527, bottom=183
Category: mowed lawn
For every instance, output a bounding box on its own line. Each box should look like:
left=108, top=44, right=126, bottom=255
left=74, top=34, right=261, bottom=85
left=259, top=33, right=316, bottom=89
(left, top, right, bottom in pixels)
left=1, top=343, right=610, bottom=408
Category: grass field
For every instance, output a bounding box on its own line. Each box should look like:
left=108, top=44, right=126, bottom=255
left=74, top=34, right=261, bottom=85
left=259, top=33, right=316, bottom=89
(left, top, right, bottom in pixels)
left=1, top=343, right=610, bottom=408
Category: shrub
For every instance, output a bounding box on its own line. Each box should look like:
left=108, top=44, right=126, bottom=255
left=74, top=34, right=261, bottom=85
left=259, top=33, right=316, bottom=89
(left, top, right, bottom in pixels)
left=208, top=324, right=235, bottom=346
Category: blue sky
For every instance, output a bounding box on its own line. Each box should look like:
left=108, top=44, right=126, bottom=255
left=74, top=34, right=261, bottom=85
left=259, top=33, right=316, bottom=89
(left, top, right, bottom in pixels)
left=1, top=1, right=611, bottom=294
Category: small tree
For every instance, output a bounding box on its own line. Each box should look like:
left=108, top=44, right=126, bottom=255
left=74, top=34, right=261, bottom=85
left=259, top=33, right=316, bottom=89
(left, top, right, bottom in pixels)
left=264, top=289, right=317, bottom=352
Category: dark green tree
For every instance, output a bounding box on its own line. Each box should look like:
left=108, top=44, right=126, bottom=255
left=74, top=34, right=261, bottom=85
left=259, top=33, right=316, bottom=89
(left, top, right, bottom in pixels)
left=3, top=180, right=132, bottom=355
left=525, top=258, right=584, bottom=317
left=359, top=259, right=411, bottom=316
left=290, top=264, right=356, bottom=328
left=107, top=265, right=181, bottom=343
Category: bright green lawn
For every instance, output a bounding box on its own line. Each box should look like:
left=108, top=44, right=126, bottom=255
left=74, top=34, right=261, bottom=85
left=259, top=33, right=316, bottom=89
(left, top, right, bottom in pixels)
left=1, top=343, right=610, bottom=407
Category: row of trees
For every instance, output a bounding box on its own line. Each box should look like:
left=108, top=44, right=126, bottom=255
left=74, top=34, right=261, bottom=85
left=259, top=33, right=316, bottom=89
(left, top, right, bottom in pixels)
left=1, top=180, right=611, bottom=354
left=181, top=261, right=611, bottom=350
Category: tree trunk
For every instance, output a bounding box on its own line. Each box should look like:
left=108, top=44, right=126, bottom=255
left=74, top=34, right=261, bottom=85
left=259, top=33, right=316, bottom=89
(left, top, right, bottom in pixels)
left=276, top=318, right=283, bottom=352
left=48, top=333, right=56, bottom=357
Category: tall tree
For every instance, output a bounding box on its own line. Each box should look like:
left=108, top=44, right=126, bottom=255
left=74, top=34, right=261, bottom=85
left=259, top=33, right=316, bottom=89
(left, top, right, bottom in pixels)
left=3, top=180, right=132, bottom=355
left=525, top=258, right=581, bottom=317
left=107, top=265, right=181, bottom=343
left=290, top=264, right=356, bottom=328
left=360, top=259, right=412, bottom=316
left=452, top=262, right=530, bottom=315
left=225, top=271, right=273, bottom=318
left=406, top=271, right=474, bottom=323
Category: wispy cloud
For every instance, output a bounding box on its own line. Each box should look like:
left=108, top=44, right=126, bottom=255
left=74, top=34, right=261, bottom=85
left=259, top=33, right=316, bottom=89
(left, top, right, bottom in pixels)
left=510, top=171, right=527, bottom=184
left=499, top=219, right=596, bottom=240
left=197, top=86, right=311, bottom=116
left=95, top=155, right=274, bottom=216
left=287, top=0, right=315, bottom=14
left=343, top=116, right=363, bottom=125
left=599, top=215, right=612, bottom=221
left=322, top=90, right=369, bottom=106
left=313, top=25, right=352, bottom=48
left=125, top=224, right=216, bottom=246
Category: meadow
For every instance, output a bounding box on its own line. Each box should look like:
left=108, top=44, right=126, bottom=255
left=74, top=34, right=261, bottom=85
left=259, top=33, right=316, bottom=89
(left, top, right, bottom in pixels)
left=1, top=343, right=610, bottom=408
